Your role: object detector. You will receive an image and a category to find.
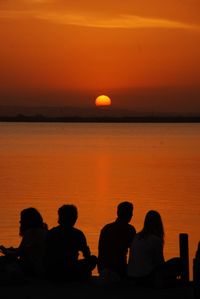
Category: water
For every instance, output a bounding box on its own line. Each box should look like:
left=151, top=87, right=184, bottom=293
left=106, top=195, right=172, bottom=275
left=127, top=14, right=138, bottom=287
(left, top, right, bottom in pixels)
left=0, top=122, right=200, bottom=277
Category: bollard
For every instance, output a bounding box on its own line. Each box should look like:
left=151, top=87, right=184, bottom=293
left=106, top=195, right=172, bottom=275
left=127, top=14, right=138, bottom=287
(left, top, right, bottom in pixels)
left=179, top=233, right=189, bottom=283
left=193, top=242, right=200, bottom=299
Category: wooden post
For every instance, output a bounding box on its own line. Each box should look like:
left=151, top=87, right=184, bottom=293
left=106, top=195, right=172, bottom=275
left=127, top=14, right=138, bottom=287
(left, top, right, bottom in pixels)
left=179, top=233, right=189, bottom=283
left=193, top=242, right=200, bottom=299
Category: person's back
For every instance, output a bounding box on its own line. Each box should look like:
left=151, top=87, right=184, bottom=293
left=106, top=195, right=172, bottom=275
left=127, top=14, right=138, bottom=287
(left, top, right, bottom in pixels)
left=46, top=225, right=90, bottom=270
left=127, top=210, right=182, bottom=288
left=45, top=204, right=97, bottom=281
left=19, top=226, right=47, bottom=277
left=0, top=207, right=47, bottom=280
left=98, top=202, right=136, bottom=277
left=127, top=233, right=164, bottom=278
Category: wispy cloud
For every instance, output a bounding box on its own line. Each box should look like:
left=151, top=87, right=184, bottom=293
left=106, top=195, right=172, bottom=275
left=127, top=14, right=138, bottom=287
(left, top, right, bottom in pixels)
left=38, top=12, right=199, bottom=30
left=0, top=10, right=199, bottom=31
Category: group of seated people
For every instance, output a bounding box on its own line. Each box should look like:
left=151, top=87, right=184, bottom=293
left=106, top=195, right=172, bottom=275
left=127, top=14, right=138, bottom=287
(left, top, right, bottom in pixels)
left=0, top=202, right=184, bottom=287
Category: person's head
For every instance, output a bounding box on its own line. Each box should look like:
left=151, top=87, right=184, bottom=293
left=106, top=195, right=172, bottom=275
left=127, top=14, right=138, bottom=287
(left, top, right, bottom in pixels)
left=20, top=207, right=44, bottom=236
left=117, top=201, right=133, bottom=223
left=140, top=210, right=164, bottom=242
left=58, top=204, right=78, bottom=227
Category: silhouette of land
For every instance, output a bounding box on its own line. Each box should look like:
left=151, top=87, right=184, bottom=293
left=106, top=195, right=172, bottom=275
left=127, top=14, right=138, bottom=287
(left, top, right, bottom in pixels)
left=0, top=105, right=200, bottom=123
left=0, top=115, right=200, bottom=123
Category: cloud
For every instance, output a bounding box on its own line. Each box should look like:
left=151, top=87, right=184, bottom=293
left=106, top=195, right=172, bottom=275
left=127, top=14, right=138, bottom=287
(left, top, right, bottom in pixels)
left=37, top=12, right=199, bottom=30
left=0, top=9, right=199, bottom=31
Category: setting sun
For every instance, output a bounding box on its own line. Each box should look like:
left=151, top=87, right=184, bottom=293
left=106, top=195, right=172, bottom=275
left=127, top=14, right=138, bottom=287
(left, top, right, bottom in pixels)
left=95, top=95, right=112, bottom=107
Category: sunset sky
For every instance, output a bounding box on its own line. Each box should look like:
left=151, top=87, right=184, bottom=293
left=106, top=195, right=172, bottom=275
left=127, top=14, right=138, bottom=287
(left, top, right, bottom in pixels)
left=0, top=0, right=200, bottom=115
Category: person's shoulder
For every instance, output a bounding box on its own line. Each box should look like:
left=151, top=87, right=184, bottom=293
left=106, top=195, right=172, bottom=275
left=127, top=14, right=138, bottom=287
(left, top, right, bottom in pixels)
left=48, top=226, right=60, bottom=235
left=23, top=227, right=45, bottom=236
left=135, top=232, right=140, bottom=238
left=127, top=224, right=136, bottom=234
left=72, top=227, right=86, bottom=238
left=128, top=223, right=136, bottom=230
left=132, top=233, right=140, bottom=242
left=33, top=227, right=47, bottom=236
left=148, top=234, right=161, bottom=241
left=101, top=222, right=114, bottom=232
left=147, top=234, right=162, bottom=245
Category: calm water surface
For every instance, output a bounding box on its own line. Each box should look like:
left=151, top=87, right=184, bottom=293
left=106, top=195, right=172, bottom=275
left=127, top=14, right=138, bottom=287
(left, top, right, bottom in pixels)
left=0, top=122, right=200, bottom=277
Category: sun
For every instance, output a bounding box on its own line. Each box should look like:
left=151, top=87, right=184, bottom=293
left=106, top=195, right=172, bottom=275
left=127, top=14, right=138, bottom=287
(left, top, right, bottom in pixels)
left=95, top=95, right=112, bottom=107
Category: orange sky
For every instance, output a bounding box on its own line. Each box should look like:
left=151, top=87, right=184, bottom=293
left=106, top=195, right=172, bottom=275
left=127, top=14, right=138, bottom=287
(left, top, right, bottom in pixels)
left=0, top=0, right=200, bottom=114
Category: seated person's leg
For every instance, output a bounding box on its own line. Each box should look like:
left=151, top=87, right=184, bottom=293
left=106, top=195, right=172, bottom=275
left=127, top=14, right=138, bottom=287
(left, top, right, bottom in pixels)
left=74, top=255, right=97, bottom=280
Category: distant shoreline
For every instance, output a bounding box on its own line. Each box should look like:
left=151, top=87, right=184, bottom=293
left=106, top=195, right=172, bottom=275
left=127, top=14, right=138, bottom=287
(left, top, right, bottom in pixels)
left=0, top=116, right=200, bottom=123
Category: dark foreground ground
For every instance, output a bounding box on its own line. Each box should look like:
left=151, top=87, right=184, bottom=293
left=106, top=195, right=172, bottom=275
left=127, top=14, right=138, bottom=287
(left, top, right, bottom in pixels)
left=0, top=278, right=196, bottom=299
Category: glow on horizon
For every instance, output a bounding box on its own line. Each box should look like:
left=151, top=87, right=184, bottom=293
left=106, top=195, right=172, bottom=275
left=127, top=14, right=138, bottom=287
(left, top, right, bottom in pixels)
left=0, top=10, right=199, bottom=31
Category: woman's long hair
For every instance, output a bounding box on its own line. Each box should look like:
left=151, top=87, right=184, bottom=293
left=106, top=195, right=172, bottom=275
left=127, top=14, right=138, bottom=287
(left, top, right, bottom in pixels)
left=139, top=210, right=164, bottom=244
left=19, top=207, right=45, bottom=236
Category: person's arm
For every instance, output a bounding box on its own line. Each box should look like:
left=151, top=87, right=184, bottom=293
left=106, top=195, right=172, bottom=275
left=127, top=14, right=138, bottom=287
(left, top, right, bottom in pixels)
left=98, top=229, right=105, bottom=253
left=17, top=230, right=34, bottom=258
left=80, top=232, right=91, bottom=258
left=0, top=245, right=18, bottom=258
left=0, top=245, right=7, bottom=254
left=128, top=226, right=137, bottom=247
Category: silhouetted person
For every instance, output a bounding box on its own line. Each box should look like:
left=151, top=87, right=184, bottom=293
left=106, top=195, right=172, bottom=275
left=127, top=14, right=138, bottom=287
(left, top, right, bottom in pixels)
left=0, top=207, right=47, bottom=280
left=45, top=204, right=97, bottom=281
left=128, top=210, right=182, bottom=288
left=98, top=201, right=136, bottom=279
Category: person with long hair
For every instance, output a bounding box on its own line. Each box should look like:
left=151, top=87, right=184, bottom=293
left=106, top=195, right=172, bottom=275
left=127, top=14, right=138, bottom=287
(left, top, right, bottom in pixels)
left=127, top=210, right=182, bottom=287
left=0, top=207, right=47, bottom=280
